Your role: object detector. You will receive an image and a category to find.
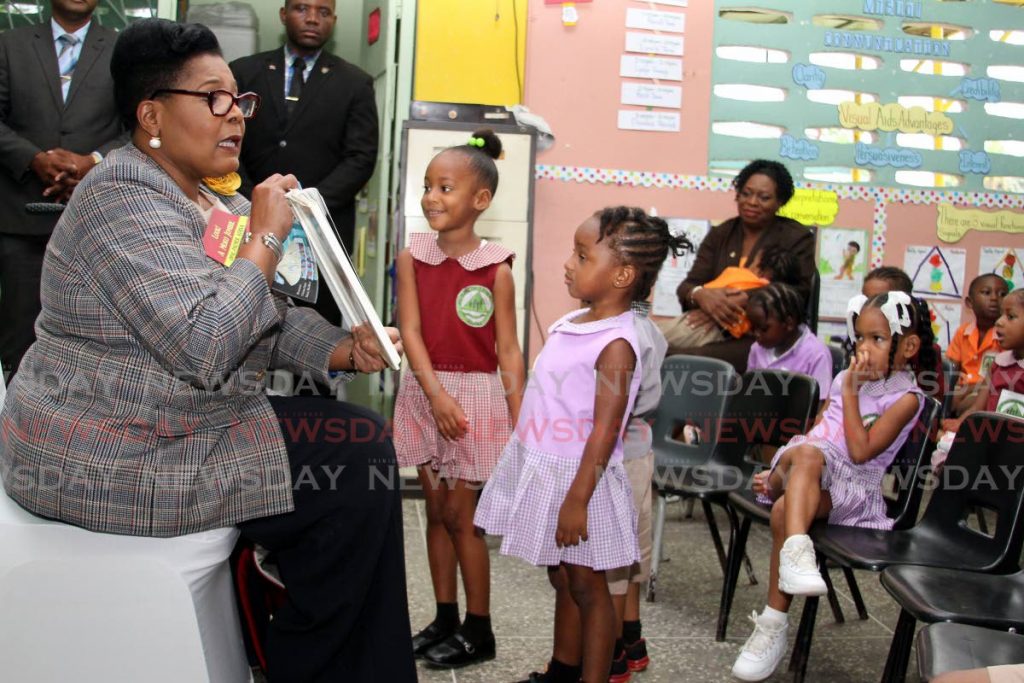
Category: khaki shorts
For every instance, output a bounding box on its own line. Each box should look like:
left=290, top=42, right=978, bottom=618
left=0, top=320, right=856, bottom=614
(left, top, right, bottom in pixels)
left=608, top=452, right=654, bottom=595
left=989, top=664, right=1024, bottom=683
left=656, top=314, right=724, bottom=355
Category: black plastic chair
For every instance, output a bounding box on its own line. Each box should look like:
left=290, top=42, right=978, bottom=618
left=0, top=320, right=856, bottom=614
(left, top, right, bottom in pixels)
left=792, top=411, right=1024, bottom=683
left=881, top=566, right=1024, bottom=639
left=806, top=270, right=820, bottom=335
left=661, top=370, right=820, bottom=640
left=647, top=355, right=738, bottom=602
left=917, top=623, right=1024, bottom=682
left=828, top=343, right=846, bottom=380
left=941, top=357, right=961, bottom=419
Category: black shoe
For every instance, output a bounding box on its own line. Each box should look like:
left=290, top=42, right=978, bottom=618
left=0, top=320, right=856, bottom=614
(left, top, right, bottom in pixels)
left=514, top=673, right=547, bottom=683
left=422, top=632, right=496, bottom=668
left=411, top=621, right=459, bottom=658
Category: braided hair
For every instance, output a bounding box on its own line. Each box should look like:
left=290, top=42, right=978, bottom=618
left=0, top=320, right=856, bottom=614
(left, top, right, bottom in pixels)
left=447, top=127, right=502, bottom=195
left=594, top=207, right=694, bottom=302
left=851, top=293, right=936, bottom=382
left=747, top=282, right=806, bottom=328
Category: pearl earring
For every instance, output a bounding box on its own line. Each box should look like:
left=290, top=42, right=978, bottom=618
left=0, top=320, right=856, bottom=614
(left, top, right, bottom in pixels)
left=148, top=136, right=162, bottom=149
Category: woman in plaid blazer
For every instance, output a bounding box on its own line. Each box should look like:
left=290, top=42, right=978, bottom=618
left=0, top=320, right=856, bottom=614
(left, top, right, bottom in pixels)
left=0, top=19, right=415, bottom=682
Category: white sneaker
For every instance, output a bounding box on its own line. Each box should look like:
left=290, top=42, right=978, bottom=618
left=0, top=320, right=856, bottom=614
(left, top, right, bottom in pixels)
left=778, top=534, right=828, bottom=596
left=732, top=611, right=788, bottom=681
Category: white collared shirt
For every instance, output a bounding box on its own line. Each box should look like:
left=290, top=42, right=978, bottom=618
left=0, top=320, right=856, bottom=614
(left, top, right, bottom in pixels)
left=51, top=19, right=90, bottom=101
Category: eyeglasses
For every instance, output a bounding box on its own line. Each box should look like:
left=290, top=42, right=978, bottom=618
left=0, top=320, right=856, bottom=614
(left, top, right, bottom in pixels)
left=149, top=89, right=261, bottom=119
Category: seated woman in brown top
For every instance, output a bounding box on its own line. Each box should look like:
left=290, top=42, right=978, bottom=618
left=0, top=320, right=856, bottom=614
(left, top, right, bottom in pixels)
left=657, top=160, right=816, bottom=371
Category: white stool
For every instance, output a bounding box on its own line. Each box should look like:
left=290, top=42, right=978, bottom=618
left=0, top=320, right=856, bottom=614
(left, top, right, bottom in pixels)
left=0, top=485, right=250, bottom=683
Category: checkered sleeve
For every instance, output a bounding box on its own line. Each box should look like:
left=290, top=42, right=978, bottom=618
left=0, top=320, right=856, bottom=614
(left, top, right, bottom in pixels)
left=74, top=176, right=283, bottom=388
left=271, top=304, right=349, bottom=384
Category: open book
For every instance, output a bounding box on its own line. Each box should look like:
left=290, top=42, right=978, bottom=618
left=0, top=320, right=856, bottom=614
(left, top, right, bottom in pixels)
left=286, top=188, right=402, bottom=371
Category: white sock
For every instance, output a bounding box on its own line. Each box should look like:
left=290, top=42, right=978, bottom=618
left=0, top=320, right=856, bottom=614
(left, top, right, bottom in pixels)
left=761, top=605, right=788, bottom=626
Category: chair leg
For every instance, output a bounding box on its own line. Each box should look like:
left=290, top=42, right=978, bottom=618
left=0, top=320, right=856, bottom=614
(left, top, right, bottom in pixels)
left=788, top=595, right=819, bottom=683
left=684, top=497, right=696, bottom=518
left=842, top=566, right=869, bottom=620
left=742, top=550, right=758, bottom=586
left=647, top=493, right=667, bottom=602
left=716, top=509, right=751, bottom=641
left=701, top=500, right=728, bottom=573
left=880, top=609, right=916, bottom=683
left=821, top=563, right=845, bottom=625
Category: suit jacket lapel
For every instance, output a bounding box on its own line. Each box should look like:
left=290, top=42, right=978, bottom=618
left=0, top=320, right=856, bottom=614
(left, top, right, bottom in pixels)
left=284, top=53, right=335, bottom=133
left=263, top=51, right=287, bottom=131
left=64, top=27, right=106, bottom=109
left=31, top=28, right=63, bottom=112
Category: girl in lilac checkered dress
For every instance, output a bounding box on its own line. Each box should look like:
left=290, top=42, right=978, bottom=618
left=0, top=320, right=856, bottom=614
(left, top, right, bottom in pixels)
left=733, top=291, right=936, bottom=682
left=475, top=207, right=689, bottom=683
left=394, top=129, right=526, bottom=667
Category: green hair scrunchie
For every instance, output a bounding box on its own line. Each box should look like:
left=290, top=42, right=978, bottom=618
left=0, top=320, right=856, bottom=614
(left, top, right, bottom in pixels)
left=468, top=136, right=485, bottom=148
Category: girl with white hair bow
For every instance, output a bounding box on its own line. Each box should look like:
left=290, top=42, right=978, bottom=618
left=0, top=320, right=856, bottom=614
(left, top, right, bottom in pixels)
left=732, top=290, right=930, bottom=682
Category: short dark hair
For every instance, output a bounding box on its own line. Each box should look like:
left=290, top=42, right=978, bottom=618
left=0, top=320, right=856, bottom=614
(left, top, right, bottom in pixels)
left=1005, top=288, right=1024, bottom=306
left=968, top=272, right=1007, bottom=297
left=732, top=159, right=795, bottom=205
left=445, top=128, right=502, bottom=195
left=848, top=241, right=861, bottom=252
left=111, top=19, right=222, bottom=131
left=757, top=245, right=801, bottom=286
left=864, top=266, right=913, bottom=294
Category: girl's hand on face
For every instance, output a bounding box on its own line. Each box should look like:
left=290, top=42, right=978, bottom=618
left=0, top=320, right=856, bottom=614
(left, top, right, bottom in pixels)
left=430, top=392, right=469, bottom=441
left=844, top=350, right=873, bottom=392
left=556, top=498, right=588, bottom=547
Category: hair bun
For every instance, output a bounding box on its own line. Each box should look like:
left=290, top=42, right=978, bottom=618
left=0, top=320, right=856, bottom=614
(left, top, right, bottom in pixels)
left=471, top=128, right=502, bottom=160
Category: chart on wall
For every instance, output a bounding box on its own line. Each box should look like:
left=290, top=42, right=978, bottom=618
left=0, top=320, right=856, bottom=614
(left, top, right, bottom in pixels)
left=904, top=244, right=966, bottom=300
left=979, top=246, right=1023, bottom=292
left=927, top=300, right=963, bottom=348
left=818, top=227, right=868, bottom=318
left=652, top=218, right=711, bottom=316
left=708, top=1, right=1023, bottom=194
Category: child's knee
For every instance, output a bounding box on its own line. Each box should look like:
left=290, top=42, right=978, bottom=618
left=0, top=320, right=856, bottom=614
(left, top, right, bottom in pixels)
left=565, top=568, right=604, bottom=608
left=440, top=501, right=473, bottom=535
left=789, top=445, right=824, bottom=470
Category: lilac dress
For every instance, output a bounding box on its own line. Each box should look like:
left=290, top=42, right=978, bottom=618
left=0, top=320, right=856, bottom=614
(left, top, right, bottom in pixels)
left=757, top=370, right=924, bottom=530
left=474, top=309, right=642, bottom=571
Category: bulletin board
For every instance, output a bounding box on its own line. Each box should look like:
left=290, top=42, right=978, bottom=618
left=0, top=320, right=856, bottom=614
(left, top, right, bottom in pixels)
left=518, top=0, right=1024, bottom=357
left=708, top=1, right=1023, bottom=194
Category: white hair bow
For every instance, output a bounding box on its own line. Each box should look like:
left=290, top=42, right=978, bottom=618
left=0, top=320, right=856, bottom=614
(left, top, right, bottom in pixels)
left=846, top=291, right=913, bottom=340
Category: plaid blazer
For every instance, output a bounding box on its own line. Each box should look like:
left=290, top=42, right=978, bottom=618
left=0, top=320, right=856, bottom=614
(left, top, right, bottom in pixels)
left=0, top=144, right=346, bottom=536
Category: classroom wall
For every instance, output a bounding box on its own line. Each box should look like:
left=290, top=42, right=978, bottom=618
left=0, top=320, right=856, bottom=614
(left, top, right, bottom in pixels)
left=521, top=0, right=1024, bottom=359
left=414, top=0, right=528, bottom=105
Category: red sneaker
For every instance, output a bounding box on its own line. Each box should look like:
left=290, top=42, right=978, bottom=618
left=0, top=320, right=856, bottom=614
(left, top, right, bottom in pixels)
left=624, top=638, right=650, bottom=672
left=609, top=651, right=631, bottom=683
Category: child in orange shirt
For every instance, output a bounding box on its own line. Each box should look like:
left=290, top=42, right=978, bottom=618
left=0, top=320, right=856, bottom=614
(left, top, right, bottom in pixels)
left=657, top=246, right=799, bottom=348
left=948, top=273, right=1008, bottom=415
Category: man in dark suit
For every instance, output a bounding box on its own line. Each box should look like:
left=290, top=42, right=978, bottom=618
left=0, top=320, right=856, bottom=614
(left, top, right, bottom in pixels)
left=231, top=0, right=379, bottom=326
left=0, top=0, right=124, bottom=376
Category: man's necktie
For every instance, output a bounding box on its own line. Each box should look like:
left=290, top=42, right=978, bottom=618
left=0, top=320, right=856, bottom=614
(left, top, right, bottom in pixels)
left=57, top=33, right=80, bottom=102
left=286, top=57, right=306, bottom=117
